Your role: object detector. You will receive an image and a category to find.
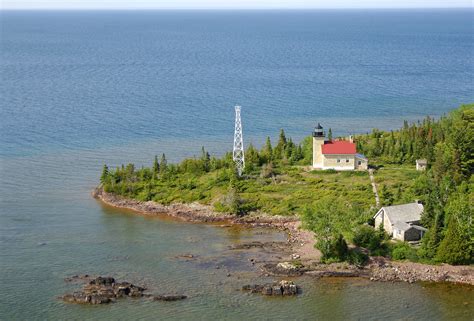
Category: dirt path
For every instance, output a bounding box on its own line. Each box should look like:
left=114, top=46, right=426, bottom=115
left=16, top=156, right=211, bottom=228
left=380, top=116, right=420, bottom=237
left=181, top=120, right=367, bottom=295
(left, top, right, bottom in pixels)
left=369, top=168, right=380, bottom=207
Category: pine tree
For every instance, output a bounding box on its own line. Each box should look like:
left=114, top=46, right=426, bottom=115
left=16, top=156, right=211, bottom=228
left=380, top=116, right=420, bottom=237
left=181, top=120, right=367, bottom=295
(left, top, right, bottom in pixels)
left=328, top=128, right=333, bottom=141
left=201, top=146, right=211, bottom=171
left=295, top=145, right=304, bottom=162
left=284, top=138, right=294, bottom=162
left=273, top=129, right=287, bottom=160
left=435, top=186, right=473, bottom=264
left=435, top=214, right=472, bottom=264
left=152, top=155, right=160, bottom=175
left=100, top=164, right=109, bottom=183
left=245, top=143, right=260, bottom=169
left=261, top=136, right=273, bottom=163
left=160, top=153, right=168, bottom=173
left=420, top=210, right=443, bottom=259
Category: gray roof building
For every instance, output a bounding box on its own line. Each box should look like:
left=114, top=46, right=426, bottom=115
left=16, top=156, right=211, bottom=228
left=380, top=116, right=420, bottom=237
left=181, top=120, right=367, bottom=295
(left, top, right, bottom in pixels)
left=373, top=202, right=426, bottom=242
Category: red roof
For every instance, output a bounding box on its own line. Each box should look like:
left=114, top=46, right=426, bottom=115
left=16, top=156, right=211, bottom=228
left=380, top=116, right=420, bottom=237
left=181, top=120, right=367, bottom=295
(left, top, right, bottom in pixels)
left=322, top=140, right=356, bottom=155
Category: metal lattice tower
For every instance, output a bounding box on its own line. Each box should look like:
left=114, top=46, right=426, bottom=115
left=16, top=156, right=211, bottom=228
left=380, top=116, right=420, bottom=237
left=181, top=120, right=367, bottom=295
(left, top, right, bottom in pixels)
left=233, top=105, right=245, bottom=176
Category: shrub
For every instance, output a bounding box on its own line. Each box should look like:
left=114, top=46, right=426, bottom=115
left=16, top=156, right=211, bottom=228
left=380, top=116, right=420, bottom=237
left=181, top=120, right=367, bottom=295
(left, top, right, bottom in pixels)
left=317, top=234, right=349, bottom=263
left=212, top=186, right=255, bottom=216
left=348, top=248, right=369, bottom=267
left=352, top=225, right=382, bottom=252
left=332, top=234, right=349, bottom=260
left=390, top=242, right=419, bottom=261
left=260, top=162, right=275, bottom=178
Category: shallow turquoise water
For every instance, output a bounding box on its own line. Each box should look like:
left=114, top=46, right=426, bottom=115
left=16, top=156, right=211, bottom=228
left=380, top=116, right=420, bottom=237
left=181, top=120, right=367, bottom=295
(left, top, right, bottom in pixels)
left=1, top=9, right=473, bottom=320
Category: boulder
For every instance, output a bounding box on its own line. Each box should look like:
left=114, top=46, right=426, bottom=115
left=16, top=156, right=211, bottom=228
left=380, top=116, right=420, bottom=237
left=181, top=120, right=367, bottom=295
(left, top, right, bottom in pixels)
left=272, top=286, right=283, bottom=296
left=89, top=276, right=115, bottom=286
left=242, top=280, right=299, bottom=296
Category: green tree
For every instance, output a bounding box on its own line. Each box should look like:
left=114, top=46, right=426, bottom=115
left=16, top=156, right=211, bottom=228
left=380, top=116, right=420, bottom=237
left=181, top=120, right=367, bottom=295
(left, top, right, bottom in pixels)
left=448, top=105, right=474, bottom=179
left=261, top=136, right=273, bottom=163
left=273, top=129, right=287, bottom=160
left=160, top=153, right=168, bottom=173
left=100, top=164, right=109, bottom=183
left=328, top=128, right=333, bottom=141
left=420, top=211, right=443, bottom=259
left=152, top=155, right=160, bottom=175
left=302, top=197, right=350, bottom=262
left=300, top=136, right=313, bottom=165
left=201, top=146, right=211, bottom=172
left=125, top=163, right=135, bottom=178
left=352, top=225, right=383, bottom=252
left=245, top=143, right=260, bottom=171
left=435, top=186, right=473, bottom=264
left=432, top=142, right=452, bottom=182
left=380, top=185, right=394, bottom=206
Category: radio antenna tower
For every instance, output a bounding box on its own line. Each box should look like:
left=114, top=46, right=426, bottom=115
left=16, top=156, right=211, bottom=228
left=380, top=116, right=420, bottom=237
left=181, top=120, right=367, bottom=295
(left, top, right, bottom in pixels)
left=233, top=105, right=245, bottom=176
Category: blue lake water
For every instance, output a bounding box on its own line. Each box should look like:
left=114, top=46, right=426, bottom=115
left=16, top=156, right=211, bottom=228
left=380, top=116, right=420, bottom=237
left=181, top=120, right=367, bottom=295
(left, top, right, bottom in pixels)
left=1, top=9, right=473, bottom=320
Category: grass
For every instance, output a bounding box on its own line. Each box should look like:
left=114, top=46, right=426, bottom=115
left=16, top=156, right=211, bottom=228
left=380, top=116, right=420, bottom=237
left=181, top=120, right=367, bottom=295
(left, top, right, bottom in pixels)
left=104, top=164, right=376, bottom=217
left=103, top=158, right=426, bottom=222
left=371, top=162, right=423, bottom=204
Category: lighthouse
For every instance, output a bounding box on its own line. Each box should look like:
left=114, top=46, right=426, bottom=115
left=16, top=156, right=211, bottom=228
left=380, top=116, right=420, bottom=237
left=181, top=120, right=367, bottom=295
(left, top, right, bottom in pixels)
left=312, top=123, right=325, bottom=168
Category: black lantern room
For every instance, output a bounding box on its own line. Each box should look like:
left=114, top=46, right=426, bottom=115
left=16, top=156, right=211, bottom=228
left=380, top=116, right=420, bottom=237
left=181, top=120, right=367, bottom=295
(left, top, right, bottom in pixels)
left=313, top=123, right=324, bottom=137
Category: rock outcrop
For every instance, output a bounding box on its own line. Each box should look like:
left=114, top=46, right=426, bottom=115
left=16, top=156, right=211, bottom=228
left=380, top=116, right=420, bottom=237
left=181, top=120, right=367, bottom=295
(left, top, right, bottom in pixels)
left=61, top=276, right=187, bottom=305
left=242, top=280, right=299, bottom=296
left=262, top=262, right=307, bottom=276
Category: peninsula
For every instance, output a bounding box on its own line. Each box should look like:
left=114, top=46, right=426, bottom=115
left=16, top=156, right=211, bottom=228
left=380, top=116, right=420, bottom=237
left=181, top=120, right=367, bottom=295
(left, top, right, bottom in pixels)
left=95, top=104, right=473, bottom=284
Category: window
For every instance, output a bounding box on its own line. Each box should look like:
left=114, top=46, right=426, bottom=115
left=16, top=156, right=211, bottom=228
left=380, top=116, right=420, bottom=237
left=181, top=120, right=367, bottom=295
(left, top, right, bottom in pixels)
left=337, top=159, right=341, bottom=163
left=346, top=159, right=349, bottom=163
left=358, top=161, right=362, bottom=165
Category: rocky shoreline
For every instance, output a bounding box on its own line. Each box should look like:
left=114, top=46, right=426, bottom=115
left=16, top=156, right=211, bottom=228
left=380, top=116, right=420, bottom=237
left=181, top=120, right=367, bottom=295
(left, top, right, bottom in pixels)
left=93, top=187, right=298, bottom=225
left=93, top=187, right=474, bottom=286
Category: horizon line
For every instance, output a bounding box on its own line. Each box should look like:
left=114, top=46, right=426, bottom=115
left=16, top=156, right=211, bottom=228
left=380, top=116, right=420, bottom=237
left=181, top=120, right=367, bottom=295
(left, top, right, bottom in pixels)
left=1, top=7, right=472, bottom=11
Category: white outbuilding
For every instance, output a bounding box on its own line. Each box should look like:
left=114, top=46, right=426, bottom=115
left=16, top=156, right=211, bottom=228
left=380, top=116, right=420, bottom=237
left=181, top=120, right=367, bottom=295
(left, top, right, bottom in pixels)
left=373, top=202, right=427, bottom=242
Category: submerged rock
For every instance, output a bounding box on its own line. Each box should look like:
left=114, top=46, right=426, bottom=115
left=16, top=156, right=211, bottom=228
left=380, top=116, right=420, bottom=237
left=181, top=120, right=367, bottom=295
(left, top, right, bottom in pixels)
left=153, top=295, right=187, bottom=301
left=64, top=274, right=92, bottom=283
left=242, top=280, right=299, bottom=296
left=62, top=292, right=115, bottom=305
left=174, top=253, right=197, bottom=260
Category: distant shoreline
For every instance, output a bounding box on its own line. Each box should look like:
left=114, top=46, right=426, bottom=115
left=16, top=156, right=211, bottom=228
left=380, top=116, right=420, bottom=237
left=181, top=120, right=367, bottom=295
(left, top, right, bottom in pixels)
left=93, top=187, right=474, bottom=286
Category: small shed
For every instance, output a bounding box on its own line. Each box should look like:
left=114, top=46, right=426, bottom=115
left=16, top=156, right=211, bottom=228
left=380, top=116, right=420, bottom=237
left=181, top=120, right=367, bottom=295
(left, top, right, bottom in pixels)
left=355, top=154, right=368, bottom=170
left=416, top=159, right=427, bottom=171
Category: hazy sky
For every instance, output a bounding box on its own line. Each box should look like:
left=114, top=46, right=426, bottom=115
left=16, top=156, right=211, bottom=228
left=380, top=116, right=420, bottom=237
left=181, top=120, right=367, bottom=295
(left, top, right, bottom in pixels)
left=2, top=0, right=472, bottom=10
